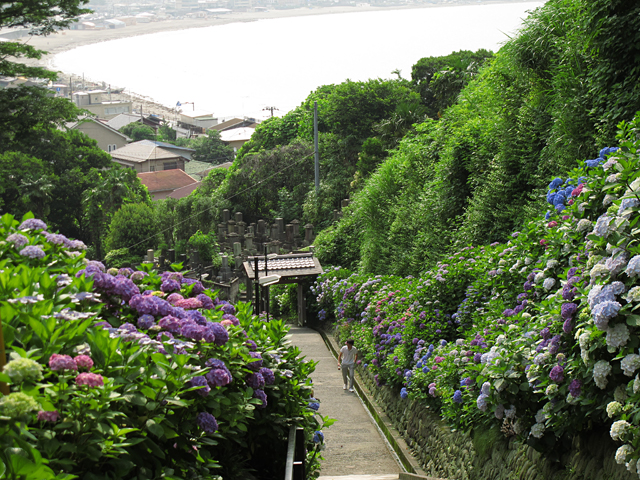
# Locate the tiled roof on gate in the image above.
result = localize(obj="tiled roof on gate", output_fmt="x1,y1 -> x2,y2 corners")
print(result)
243,253 -> 323,281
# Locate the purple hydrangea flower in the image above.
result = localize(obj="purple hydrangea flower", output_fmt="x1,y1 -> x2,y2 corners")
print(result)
207,322 -> 229,346
549,365 -> 564,383
245,340 -> 257,351
189,376 -> 211,397
253,389 -> 267,409
246,372 -> 265,389
222,314 -> 240,326
137,314 -> 155,330
20,245 -> 45,259
196,412 -> 218,434
259,367 -> 275,385
561,303 -> 578,320
181,321 -> 207,341
568,379 -> 582,398
167,293 -> 184,305
7,233 -> 28,248
220,302 -> 236,315
158,315 -> 182,333
247,352 -> 263,371
19,218 -> 47,230
161,278 -> 180,293
197,294 -> 214,309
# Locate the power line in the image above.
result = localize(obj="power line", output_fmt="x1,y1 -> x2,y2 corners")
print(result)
125,150 -> 315,252
263,106 -> 279,117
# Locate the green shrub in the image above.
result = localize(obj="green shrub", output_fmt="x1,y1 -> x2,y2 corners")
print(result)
105,202 -> 158,257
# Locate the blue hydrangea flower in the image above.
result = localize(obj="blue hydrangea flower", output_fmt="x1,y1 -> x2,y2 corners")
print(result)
400,387 -> 408,399
548,178 -> 564,190
313,431 -> 324,443
453,390 -> 463,403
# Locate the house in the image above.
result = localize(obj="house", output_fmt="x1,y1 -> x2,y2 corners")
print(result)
106,113 -> 163,132
72,90 -> 132,119
104,19 -> 126,28
167,181 -> 202,199
137,170 -> 199,200
185,160 -> 216,180
68,117 -> 132,152
219,126 -> 255,153
110,140 -> 194,172
209,117 -> 257,132
179,109 -> 218,131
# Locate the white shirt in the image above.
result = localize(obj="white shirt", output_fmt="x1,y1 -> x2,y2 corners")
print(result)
340,345 -> 358,365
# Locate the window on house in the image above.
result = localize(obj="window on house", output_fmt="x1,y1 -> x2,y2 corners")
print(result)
149,166 -> 155,172
163,162 -> 177,170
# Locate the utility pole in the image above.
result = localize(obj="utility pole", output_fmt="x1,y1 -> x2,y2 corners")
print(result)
263,106 -> 279,117
314,100 -> 319,195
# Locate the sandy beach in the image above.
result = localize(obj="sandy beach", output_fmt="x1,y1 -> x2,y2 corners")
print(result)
15,1 -> 536,119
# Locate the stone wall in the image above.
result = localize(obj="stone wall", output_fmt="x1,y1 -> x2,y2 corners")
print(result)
357,366 -> 636,480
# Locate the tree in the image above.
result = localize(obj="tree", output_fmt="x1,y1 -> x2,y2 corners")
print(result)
105,203 -> 158,257
0,87 -> 112,241
190,130 -> 235,164
411,49 -> 494,118
0,0 -> 91,78
84,167 -> 151,259
119,123 -> 155,141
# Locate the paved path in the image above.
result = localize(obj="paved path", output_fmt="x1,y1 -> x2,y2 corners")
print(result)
286,327 -> 400,479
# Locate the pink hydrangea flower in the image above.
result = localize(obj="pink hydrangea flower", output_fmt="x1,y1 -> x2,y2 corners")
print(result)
220,319 -> 234,327
547,221 -> 558,228
539,239 -> 547,246
434,356 -> 445,363
74,355 -> 94,370
76,372 -> 104,387
37,410 -> 60,422
49,354 -> 78,372
166,293 -> 184,305
174,298 -> 203,310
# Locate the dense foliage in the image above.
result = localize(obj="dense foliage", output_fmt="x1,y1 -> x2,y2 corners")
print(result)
0,213 -> 330,479
314,115 -> 640,475
315,0 -> 640,275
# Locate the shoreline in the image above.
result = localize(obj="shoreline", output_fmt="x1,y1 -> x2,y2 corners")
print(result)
16,1 -> 542,119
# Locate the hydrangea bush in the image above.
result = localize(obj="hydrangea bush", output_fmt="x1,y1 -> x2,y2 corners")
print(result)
0,213 -> 330,480
313,114 -> 640,473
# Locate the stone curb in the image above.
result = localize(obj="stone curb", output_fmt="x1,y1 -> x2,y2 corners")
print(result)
311,326 -> 438,480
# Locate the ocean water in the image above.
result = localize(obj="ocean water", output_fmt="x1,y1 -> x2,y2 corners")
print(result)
54,2 -> 543,119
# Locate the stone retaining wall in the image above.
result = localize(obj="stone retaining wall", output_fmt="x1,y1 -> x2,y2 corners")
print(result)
357,365 -> 635,480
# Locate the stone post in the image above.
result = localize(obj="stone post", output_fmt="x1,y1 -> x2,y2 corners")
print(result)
222,209 -> 231,223
233,242 -> 242,257
167,249 -> 176,263
276,218 -> 285,241
234,212 -> 243,223
285,224 -> 294,251
245,233 -> 254,251
257,219 -> 266,236
227,220 -> 236,234
146,249 -> 154,263
217,223 -> 227,242
304,223 -> 314,246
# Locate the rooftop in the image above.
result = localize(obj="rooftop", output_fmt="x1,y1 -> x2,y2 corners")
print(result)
111,140 -> 187,163
137,169 -> 197,194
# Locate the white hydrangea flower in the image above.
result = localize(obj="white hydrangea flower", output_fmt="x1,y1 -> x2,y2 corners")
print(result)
513,419 -> 524,435
530,423 -> 545,439
504,405 -> 516,420
593,360 -> 612,389
522,312 -> 531,319
610,420 -> 631,441
613,385 -> 628,403
535,409 -> 547,424
525,257 -> 533,265
626,255 -> 640,277
494,404 -> 505,420
3,356 -> 43,384
616,445 -> 633,464
545,384 -> 558,396
607,401 -> 623,418
534,272 -> 545,284
496,335 -> 506,345
625,286 -> 640,303
621,354 -> 640,376
546,260 -> 559,269
606,323 -> 630,349
543,278 -> 556,290
590,263 -> 609,280
577,219 -> 592,232
603,194 -> 617,206
625,458 -> 636,473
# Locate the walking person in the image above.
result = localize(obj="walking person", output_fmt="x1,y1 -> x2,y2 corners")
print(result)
338,339 -> 358,392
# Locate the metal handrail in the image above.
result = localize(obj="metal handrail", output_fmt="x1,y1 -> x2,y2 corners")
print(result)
285,425 -> 305,480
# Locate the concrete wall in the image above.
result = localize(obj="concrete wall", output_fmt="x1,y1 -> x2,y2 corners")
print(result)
73,121 -> 129,152
356,362 -> 636,480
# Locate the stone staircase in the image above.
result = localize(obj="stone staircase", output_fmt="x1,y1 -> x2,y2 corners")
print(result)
318,474 -> 442,480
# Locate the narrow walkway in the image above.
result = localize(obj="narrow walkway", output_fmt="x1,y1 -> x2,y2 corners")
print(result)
287,326 -> 401,479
